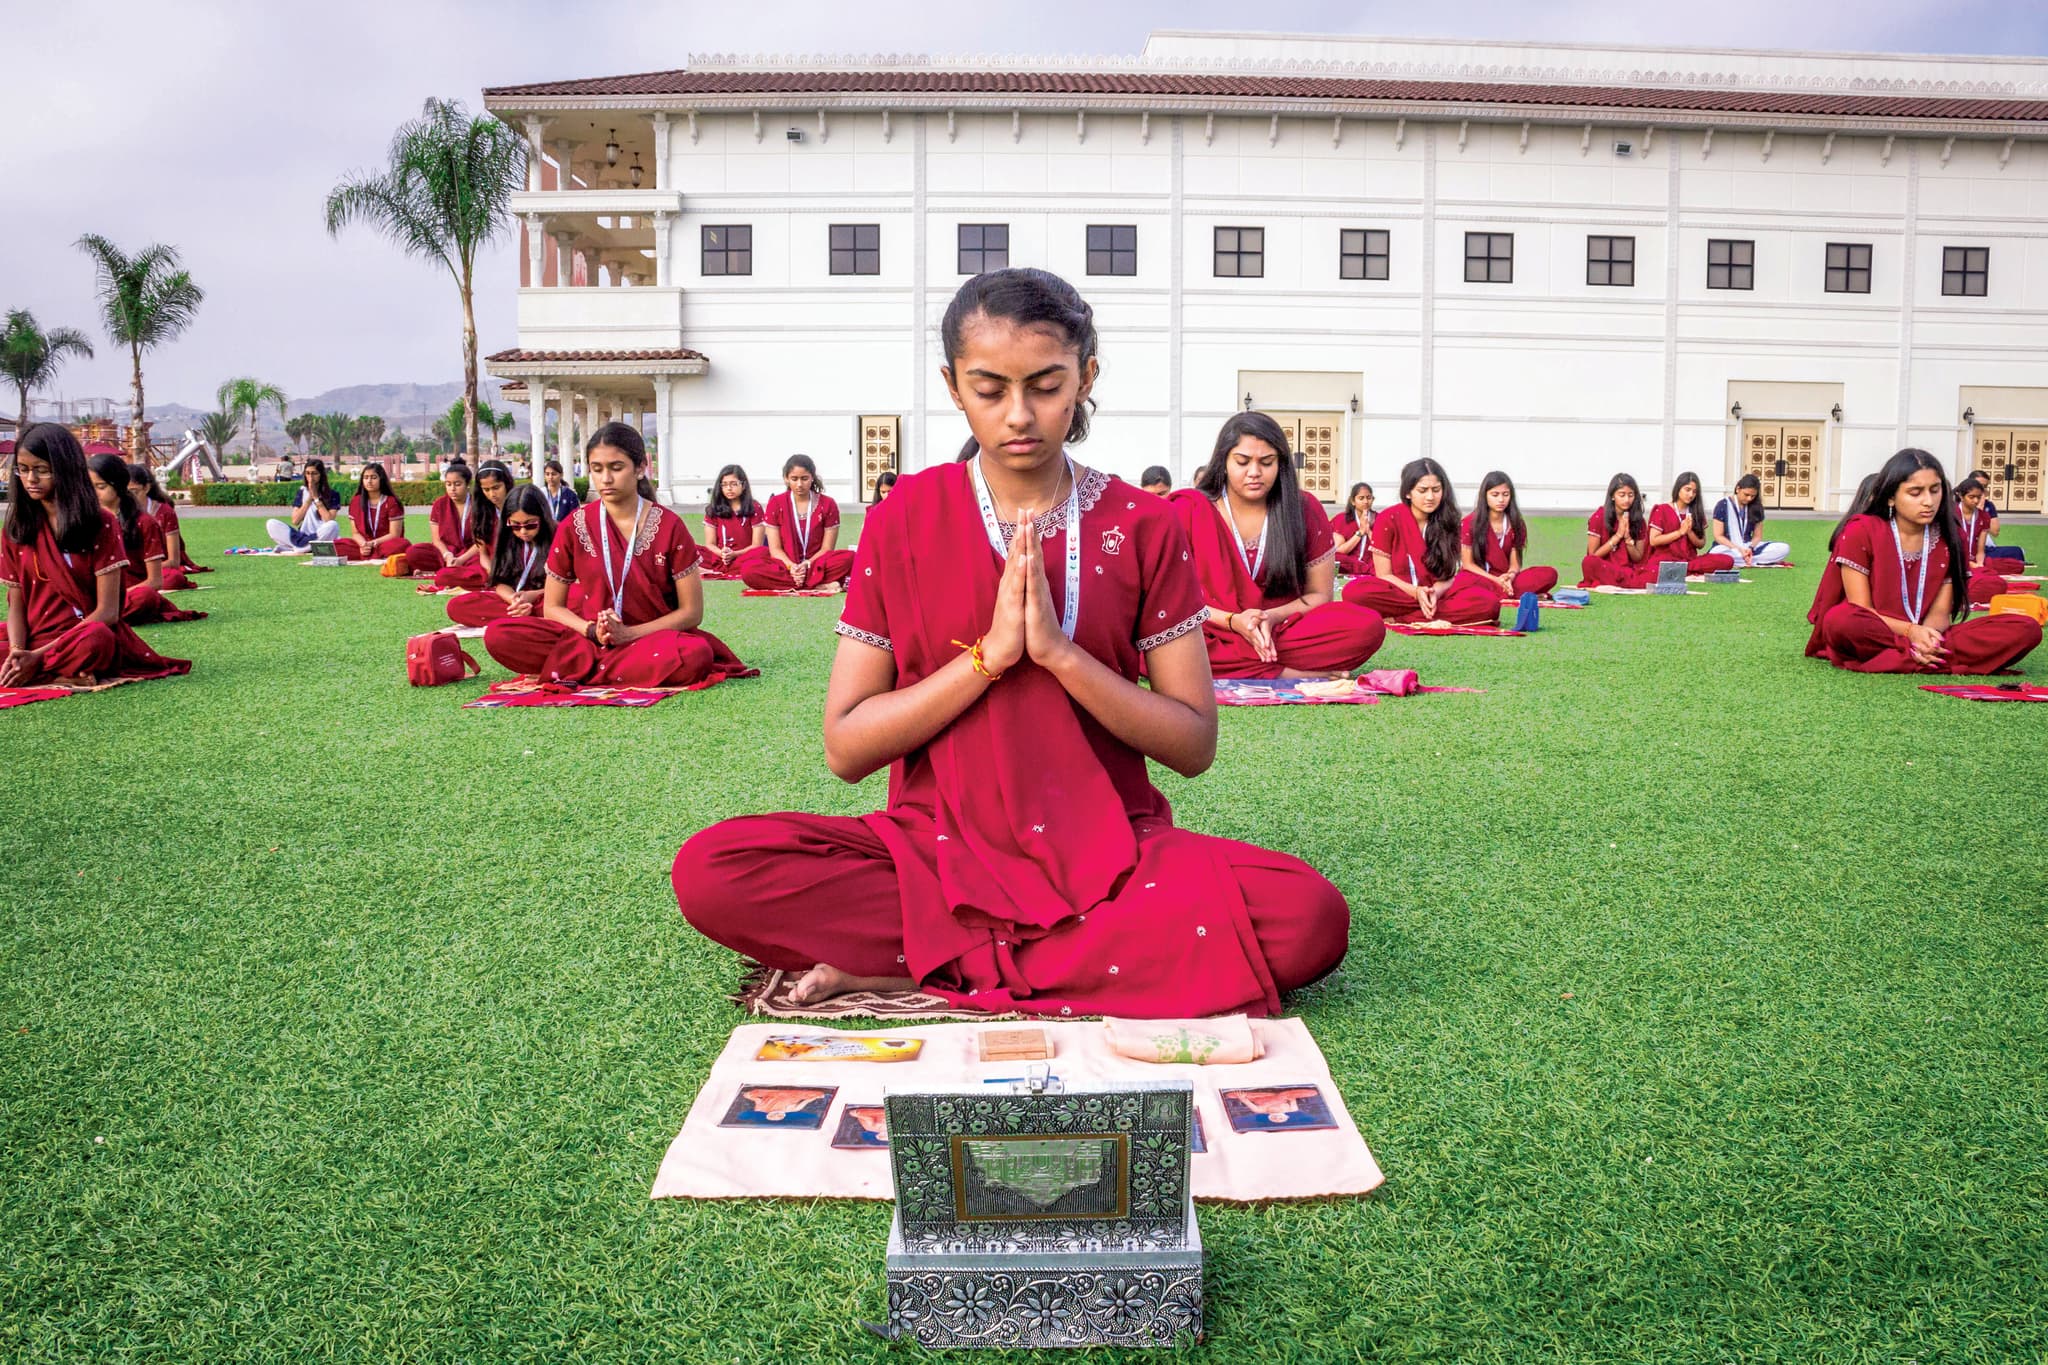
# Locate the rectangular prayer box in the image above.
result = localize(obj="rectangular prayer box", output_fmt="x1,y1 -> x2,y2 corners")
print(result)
1652,560 -> 1689,595
878,1080 -> 1202,1349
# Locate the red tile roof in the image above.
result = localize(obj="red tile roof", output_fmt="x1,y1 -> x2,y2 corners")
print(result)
486,347 -> 707,363
483,69 -> 2048,122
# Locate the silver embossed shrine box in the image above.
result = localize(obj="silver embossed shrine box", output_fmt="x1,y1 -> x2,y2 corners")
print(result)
877,1079 -> 1202,1349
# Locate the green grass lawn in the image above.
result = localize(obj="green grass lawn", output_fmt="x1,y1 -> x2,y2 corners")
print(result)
3,511 -> 2044,1363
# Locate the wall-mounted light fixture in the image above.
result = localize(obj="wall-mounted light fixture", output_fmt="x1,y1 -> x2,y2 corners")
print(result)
1243,392 -> 1254,411
1349,394 -> 1360,414
1831,403 -> 1843,422
1963,406 -> 1977,425
1729,401 -> 1743,419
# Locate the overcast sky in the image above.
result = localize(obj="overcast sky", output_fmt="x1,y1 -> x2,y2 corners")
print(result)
5,0 -> 2044,409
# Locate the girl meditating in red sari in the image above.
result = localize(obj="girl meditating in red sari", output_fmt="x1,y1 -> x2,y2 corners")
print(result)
88,454 -> 202,626
1,425 -> 188,688
404,461 -> 479,577
129,463 -> 196,590
429,460 -> 510,590
336,462 -> 411,563
1807,449 -> 2040,675
481,423 -> 753,688
1455,470 -> 1558,600
1330,481 -> 1375,576
674,268 -> 1348,1017
1955,477 -> 2025,607
739,454 -> 855,591
1646,472 -> 1736,577
446,484 -> 555,628
1172,412 -> 1385,678
699,464 -> 769,575
1341,459 -> 1504,624
1580,474 -> 1654,588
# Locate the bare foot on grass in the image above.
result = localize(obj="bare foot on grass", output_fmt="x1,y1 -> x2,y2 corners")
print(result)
788,963 -> 917,1004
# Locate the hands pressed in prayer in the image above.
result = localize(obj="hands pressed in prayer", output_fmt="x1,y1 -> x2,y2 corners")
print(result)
1415,583 -> 1440,621
1016,515 -> 1076,670
791,558 -> 810,588
981,511 -> 1031,675
595,607 -> 636,647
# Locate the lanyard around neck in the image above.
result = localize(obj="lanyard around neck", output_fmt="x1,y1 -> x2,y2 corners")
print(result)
513,543 -> 538,592
790,493 -> 818,560
1892,518 -> 1932,624
971,451 -> 1081,640
1220,498 -> 1267,581
1727,498 -> 1749,542
598,498 -> 645,616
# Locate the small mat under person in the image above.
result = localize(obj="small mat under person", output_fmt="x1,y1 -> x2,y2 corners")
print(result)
651,1018 -> 1383,1204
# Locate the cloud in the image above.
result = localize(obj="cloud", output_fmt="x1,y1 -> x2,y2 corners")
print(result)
1,0 -> 2034,409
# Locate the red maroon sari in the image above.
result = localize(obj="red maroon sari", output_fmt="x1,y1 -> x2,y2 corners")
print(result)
1806,514 -> 2039,674
0,511 -> 188,683
1645,504 -> 1735,576
1579,508 -> 1655,588
1330,510 -> 1374,576
739,491 -> 855,589
117,516 -> 205,624
1454,511 -> 1560,599
481,501 -> 754,688
145,499 -> 201,586
1342,506 -> 1503,624
1171,487 -> 1384,678
673,463 -> 1349,1018
404,493 -> 474,575
338,493 -> 411,562
698,510 -> 770,574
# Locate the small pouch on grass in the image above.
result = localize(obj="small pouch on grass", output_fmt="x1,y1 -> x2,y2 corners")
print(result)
1553,586 -> 1592,606
381,553 -> 409,578
406,632 -> 480,686
1989,593 -> 2048,625
1513,591 -> 1541,632
1104,1015 -> 1264,1065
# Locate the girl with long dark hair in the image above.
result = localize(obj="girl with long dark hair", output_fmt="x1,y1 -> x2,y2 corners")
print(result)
541,458 -> 581,522
1711,474 -> 1792,567
1955,476 -> 2025,607
480,422 -> 753,687
1171,412 -> 1384,677
88,454 -> 203,625
1456,470 -> 1558,600
740,453 -> 855,591
1331,481 -> 1375,576
699,464 -> 768,576
128,462 -> 198,589
0,425 -> 188,687
431,460 -> 512,590
674,267 -> 1347,1016
1646,471 -> 1735,577
337,462 -> 410,563
446,484 -> 555,628
1807,449 -> 2039,674
1579,473 -> 1653,588
1341,459 -> 1504,623
404,460 -> 477,577
263,457 -> 341,550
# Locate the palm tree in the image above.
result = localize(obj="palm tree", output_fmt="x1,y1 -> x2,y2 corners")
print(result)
443,399 -> 469,454
197,410 -> 239,459
315,412 -> 354,460
483,404 -> 515,456
431,415 -> 455,453
1,309 -> 95,442
352,415 -> 385,460
75,235 -> 205,453
217,377 -> 287,461
324,98 -> 525,466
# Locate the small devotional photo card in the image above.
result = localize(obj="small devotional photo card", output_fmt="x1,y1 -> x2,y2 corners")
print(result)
1191,1109 -> 1208,1154
1218,1084 -> 1338,1135
831,1104 -> 890,1150
754,1033 -> 925,1063
717,1084 -> 838,1130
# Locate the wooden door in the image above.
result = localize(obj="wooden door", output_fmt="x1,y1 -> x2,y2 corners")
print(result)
857,415 -> 900,504
1975,428 -> 2046,513
1265,411 -> 1341,503
1740,422 -> 1821,509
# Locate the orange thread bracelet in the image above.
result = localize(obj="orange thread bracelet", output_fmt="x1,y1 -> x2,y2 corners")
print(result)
950,636 -> 1004,682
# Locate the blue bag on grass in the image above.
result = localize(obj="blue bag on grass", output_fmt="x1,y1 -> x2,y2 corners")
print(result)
1553,586 -> 1591,607
1514,592 -> 1541,632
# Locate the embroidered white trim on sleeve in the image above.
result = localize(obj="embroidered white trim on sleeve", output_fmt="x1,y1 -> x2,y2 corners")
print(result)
1136,607 -> 1209,652
1834,556 -> 1869,575
834,621 -> 893,652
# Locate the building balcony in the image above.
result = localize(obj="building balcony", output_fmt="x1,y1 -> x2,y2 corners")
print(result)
509,188 -> 683,220
516,286 -> 684,353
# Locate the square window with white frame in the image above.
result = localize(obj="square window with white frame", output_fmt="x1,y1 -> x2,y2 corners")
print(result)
1708,238 -> 1754,290
1341,228 -> 1389,280
1464,232 -> 1513,284
1587,235 -> 1635,287
1825,242 -> 1872,294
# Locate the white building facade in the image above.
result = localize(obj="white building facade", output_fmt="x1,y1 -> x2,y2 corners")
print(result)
482,32 -> 2048,513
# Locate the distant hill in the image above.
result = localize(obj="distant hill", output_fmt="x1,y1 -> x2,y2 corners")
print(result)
141,379 -> 505,443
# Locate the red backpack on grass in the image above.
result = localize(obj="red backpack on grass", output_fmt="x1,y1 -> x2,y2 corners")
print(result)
405,632 -> 480,686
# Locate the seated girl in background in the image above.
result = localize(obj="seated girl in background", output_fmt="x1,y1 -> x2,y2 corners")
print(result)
264,458 -> 341,550
1955,476 -> 2023,606
0,425 -> 188,687
404,460 -> 477,576
431,460 -> 512,591
1712,475 -> 1792,567
446,484 -> 555,628
1807,449 -> 2039,674
88,454 -> 201,626
540,459 -> 581,522
699,464 -> 768,576
335,462 -> 410,563
874,471 -> 899,501
128,463 -> 196,590
481,423 -> 753,689
1646,471 -> 1735,576
1330,481 -> 1375,577
1580,474 -> 1653,588
1140,466 -> 1172,497
1173,412 -> 1385,679
673,266 -> 1346,1016
740,454 -> 855,592
1341,459 -> 1504,624
1456,470 -> 1558,599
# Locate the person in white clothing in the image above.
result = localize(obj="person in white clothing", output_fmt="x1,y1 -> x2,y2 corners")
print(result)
264,457 -> 343,550
1710,474 -> 1792,567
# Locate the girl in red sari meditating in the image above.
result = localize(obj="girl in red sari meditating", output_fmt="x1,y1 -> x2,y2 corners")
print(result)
129,463 -> 197,590
446,484 -> 555,628
1455,470 -> 1558,600
404,461 -> 479,577
739,454 -> 855,592
674,269 -> 1348,1017
0,425 -> 188,688
699,464 -> 769,576
481,423 -> 753,688
1330,481 -> 1375,577
336,462 -> 411,563
1646,472 -> 1735,577
1341,459 -> 1504,624
1808,449 -> 2040,675
1580,473 -> 1654,588
88,454 -> 202,626
429,460 -> 510,590
1955,477 -> 2026,607
1172,412 -> 1385,679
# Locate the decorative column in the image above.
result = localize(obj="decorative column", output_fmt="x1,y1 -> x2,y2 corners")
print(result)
652,211 -> 673,288
654,377 -> 672,494
525,214 -> 545,287
583,392 -> 601,446
560,386 -> 580,465
526,377 -> 545,466
554,232 -> 576,287
651,112 -> 670,191
553,139 -> 576,191
523,117 -> 546,191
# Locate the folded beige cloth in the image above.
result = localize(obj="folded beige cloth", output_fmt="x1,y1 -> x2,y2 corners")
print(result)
1103,1015 -> 1264,1065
